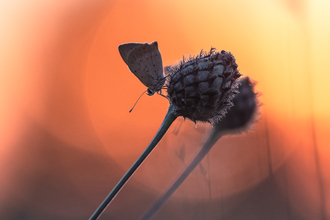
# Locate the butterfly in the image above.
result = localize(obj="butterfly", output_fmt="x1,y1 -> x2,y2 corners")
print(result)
118,41 -> 166,96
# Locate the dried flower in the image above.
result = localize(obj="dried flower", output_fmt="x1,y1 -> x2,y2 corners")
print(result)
166,48 -> 241,124
140,77 -> 259,220
214,76 -> 257,133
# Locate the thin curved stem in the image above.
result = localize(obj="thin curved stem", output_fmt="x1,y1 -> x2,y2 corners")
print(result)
89,105 -> 177,220
140,128 -> 223,220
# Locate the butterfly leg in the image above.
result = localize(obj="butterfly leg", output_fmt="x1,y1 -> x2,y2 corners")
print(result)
158,89 -> 169,99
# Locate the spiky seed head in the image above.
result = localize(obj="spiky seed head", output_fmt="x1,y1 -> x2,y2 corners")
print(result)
214,77 -> 257,133
166,48 -> 241,124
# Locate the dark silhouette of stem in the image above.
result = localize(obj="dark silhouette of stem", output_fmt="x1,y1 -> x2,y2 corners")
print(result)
140,128 -> 223,220
89,104 -> 177,220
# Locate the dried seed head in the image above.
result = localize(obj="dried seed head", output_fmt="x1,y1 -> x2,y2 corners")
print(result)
166,48 -> 241,124
214,77 -> 257,133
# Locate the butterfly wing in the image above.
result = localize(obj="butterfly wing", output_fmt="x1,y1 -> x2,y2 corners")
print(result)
118,43 -> 141,66
119,41 -> 165,93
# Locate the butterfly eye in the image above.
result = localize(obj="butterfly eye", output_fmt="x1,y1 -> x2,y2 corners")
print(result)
147,88 -> 155,96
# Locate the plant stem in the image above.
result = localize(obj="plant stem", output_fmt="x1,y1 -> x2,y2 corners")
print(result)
140,128 -> 223,220
89,104 -> 177,220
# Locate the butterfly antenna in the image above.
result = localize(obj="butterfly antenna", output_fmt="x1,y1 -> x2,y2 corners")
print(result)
129,90 -> 147,113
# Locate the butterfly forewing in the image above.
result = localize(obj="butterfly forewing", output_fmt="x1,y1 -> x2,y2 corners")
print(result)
119,41 -> 165,94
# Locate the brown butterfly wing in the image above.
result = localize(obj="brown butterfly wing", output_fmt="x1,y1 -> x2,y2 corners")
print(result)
118,43 -> 141,66
119,41 -> 165,93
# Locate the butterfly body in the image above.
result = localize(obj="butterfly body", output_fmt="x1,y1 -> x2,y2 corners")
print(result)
119,41 -> 165,95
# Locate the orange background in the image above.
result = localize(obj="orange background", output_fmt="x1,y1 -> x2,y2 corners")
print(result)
0,0 -> 330,219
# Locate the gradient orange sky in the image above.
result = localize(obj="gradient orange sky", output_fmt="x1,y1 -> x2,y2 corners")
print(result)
1,0 -> 330,219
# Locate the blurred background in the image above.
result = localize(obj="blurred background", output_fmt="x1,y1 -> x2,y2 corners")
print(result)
0,0 -> 330,219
